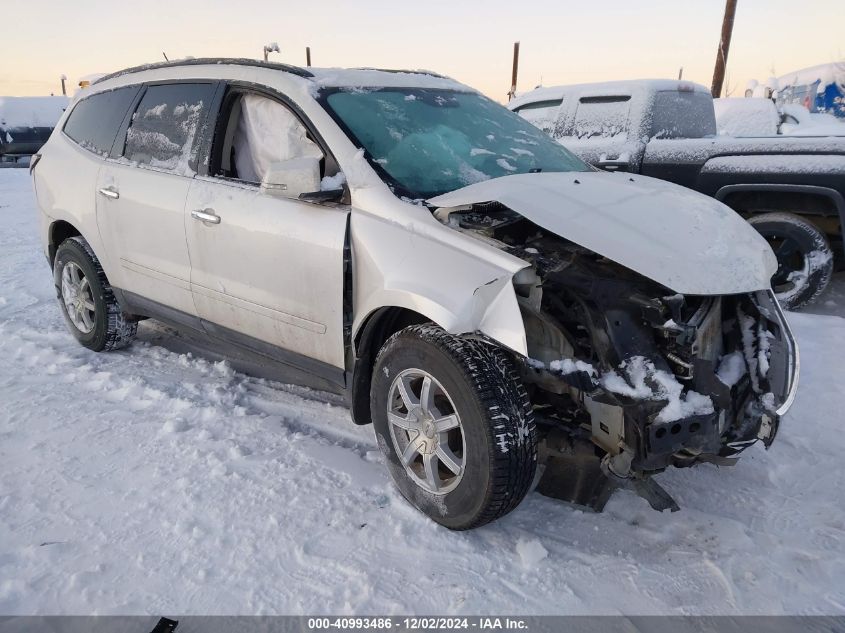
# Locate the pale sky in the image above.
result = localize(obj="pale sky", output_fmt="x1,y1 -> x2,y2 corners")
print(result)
2,0 -> 842,101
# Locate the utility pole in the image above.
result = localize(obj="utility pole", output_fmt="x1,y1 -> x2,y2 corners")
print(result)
306,47 -> 311,67
60,74 -> 67,96
507,41 -> 520,101
711,0 -> 738,98
678,67 -> 683,80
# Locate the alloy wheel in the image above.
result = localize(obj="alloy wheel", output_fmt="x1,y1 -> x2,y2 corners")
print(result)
386,368 -> 465,495
61,261 -> 96,334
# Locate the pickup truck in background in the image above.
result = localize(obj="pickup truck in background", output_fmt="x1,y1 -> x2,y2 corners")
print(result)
509,80 -> 845,309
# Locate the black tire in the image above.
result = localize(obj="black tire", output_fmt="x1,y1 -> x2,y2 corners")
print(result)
747,212 -> 834,310
371,324 -> 537,530
53,236 -> 137,351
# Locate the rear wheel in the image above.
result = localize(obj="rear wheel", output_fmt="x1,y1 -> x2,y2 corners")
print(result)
371,324 -> 537,530
53,236 -> 137,351
748,212 -> 834,310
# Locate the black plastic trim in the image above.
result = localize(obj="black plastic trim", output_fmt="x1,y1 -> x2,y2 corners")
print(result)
115,289 -> 346,390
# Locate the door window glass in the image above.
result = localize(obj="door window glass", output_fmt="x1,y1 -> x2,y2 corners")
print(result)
651,91 -> 717,138
63,86 -> 138,156
514,99 -> 563,136
123,83 -> 215,174
572,96 -> 630,139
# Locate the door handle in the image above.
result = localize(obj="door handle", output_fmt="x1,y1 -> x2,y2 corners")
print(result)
191,209 -> 221,225
98,186 -> 119,199
595,159 -> 630,172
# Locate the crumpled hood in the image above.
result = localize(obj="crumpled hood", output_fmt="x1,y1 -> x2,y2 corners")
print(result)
428,172 -> 776,295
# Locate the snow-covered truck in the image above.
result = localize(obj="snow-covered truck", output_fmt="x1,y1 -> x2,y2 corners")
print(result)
776,62 -> 845,120
713,97 -> 845,137
0,96 -> 69,163
509,80 -> 845,309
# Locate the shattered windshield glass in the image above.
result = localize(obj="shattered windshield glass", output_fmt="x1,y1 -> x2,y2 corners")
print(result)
320,88 -> 591,198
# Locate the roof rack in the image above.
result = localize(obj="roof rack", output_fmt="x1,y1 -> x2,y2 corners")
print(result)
93,57 -> 314,85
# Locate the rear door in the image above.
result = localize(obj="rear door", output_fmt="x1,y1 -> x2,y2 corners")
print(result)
185,88 -> 350,379
96,81 -> 218,318
641,89 -> 719,188
563,95 -> 642,171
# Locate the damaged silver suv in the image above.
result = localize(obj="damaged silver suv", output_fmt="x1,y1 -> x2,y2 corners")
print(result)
32,59 -> 798,529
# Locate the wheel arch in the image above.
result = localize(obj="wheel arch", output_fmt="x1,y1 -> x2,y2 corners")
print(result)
48,219 -> 83,265
348,280 -> 529,426
715,184 -> 845,257
349,305 -> 430,426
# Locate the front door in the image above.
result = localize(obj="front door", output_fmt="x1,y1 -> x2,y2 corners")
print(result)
186,90 -> 349,379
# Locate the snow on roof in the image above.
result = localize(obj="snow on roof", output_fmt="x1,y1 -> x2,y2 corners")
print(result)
306,67 -> 471,92
778,62 -> 845,89
0,96 -> 69,129
509,79 -> 710,110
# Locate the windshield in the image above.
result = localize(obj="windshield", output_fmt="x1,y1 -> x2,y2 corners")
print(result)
320,88 -> 591,199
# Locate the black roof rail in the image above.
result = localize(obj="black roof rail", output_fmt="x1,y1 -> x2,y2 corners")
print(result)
93,57 -> 314,85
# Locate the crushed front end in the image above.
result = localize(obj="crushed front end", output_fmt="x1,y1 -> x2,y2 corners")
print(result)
441,204 -> 799,511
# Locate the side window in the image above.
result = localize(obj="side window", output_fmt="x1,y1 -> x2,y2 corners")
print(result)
63,86 -> 138,156
514,99 -> 563,136
651,91 -> 717,139
217,92 -> 323,184
572,96 -> 631,140
123,83 -> 216,173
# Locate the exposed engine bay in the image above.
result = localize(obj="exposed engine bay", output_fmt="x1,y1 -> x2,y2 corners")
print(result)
435,201 -> 798,512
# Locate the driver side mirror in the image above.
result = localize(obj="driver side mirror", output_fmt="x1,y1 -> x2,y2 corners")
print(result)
261,157 -> 321,199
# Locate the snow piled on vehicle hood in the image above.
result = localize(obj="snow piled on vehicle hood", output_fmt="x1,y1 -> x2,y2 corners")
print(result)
428,171 -> 776,295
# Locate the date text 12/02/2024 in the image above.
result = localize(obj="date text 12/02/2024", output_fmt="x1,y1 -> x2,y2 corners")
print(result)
307,617 -> 528,630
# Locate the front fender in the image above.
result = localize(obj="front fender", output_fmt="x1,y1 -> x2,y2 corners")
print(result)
350,209 -> 528,356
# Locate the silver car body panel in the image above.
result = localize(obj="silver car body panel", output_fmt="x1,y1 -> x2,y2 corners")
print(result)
428,171 -> 778,296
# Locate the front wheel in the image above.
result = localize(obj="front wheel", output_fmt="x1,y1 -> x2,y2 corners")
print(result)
748,212 -> 834,310
53,236 -> 137,351
371,324 -> 537,530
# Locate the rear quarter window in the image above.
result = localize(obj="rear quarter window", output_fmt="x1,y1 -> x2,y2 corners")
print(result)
63,86 -> 139,156
122,83 -> 216,174
514,99 -> 563,136
651,91 -> 717,139
571,96 -> 631,140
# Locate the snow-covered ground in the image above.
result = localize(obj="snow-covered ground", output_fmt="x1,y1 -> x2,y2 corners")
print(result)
1,168 -> 844,616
